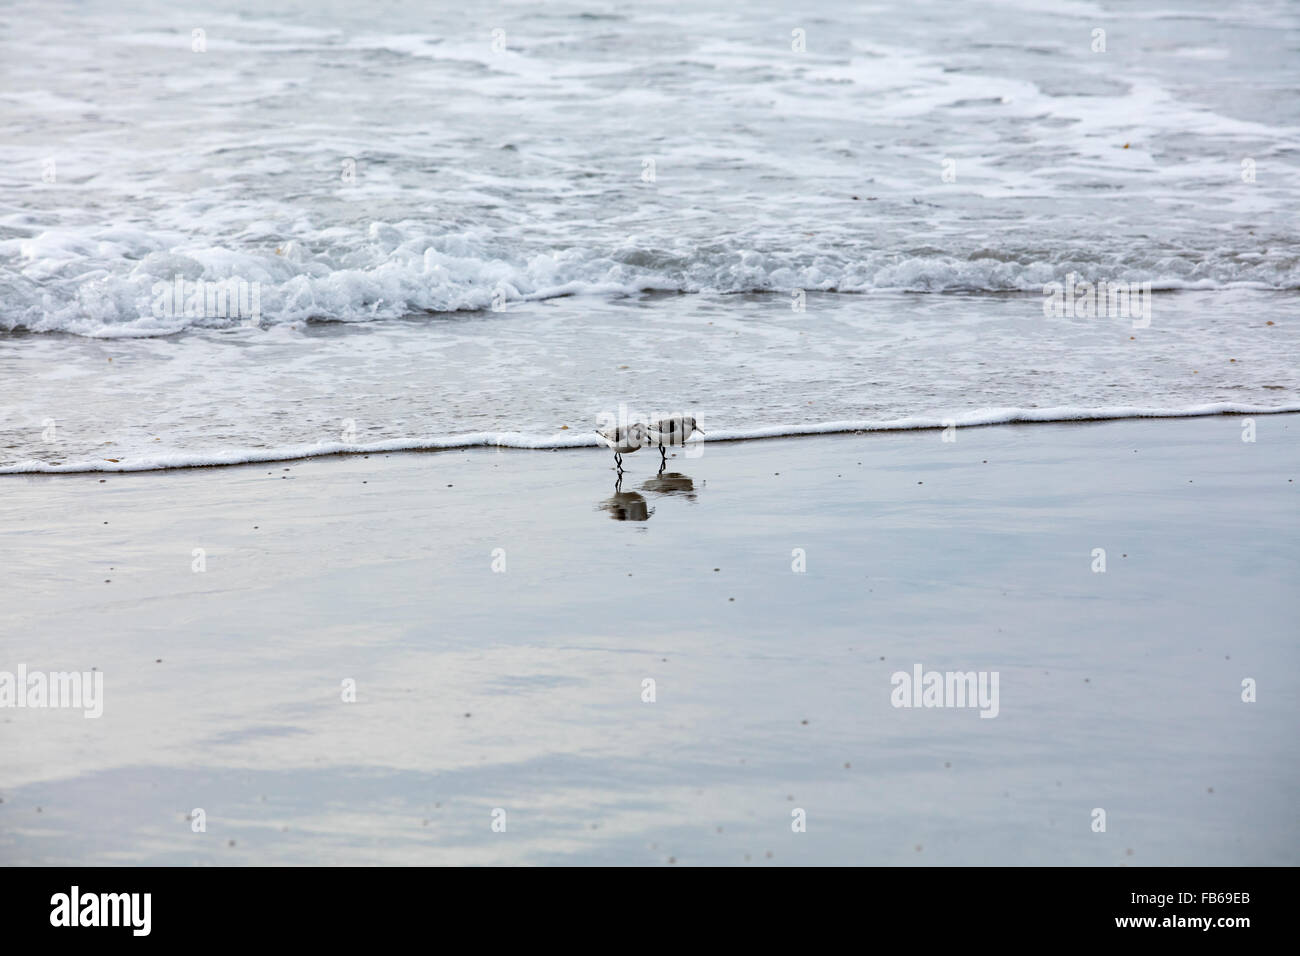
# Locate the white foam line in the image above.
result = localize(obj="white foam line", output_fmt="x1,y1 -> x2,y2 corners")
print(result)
703,402 -> 1300,440
3,403 -> 1297,475
0,431 -> 599,474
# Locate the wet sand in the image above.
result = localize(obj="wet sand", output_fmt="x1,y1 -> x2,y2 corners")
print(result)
1,415 -> 1297,865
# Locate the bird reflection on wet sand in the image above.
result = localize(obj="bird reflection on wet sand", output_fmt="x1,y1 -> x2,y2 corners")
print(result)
640,465 -> 697,501
597,473 -> 654,521
597,464 -> 700,521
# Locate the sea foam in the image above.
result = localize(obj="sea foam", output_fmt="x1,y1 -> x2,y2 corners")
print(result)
5,403 -> 1296,474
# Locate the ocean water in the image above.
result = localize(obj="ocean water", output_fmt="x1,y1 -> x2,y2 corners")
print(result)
2,0 -> 1299,471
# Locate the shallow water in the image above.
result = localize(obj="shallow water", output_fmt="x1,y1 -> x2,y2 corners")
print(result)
2,0 -> 1299,473
2,290 -> 1298,471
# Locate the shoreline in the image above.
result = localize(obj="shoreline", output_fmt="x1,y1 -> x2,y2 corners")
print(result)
4,402 -> 1299,475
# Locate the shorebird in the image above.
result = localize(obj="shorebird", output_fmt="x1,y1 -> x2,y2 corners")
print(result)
594,422 -> 650,471
647,416 -> 704,462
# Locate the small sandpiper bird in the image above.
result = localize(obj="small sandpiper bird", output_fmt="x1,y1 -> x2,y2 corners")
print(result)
595,422 -> 650,471
647,416 -> 704,462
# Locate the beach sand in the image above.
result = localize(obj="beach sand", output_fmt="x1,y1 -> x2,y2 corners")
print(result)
1,414 -> 1296,865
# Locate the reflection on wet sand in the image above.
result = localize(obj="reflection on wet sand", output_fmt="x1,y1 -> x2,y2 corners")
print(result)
597,474 -> 654,521
597,466 -> 700,521
640,469 -> 697,501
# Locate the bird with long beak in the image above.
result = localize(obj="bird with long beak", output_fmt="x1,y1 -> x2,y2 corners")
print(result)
594,422 -> 650,471
647,416 -> 704,462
